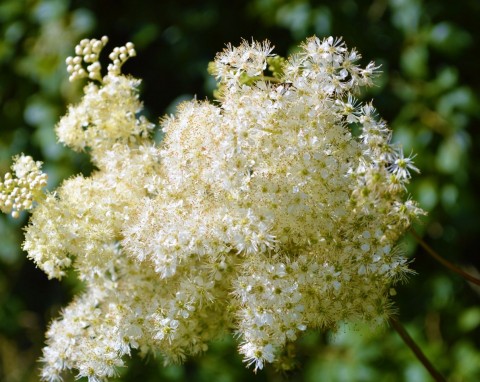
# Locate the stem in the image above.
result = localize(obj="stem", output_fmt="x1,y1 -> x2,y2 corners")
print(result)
410,228 -> 480,286
389,317 -> 446,382
246,75 -> 282,83
260,75 -> 283,83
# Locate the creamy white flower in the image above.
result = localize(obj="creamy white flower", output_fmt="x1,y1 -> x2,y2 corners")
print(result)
0,36 -> 424,381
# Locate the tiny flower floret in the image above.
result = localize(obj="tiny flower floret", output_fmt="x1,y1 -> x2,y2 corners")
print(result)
1,36 -> 424,381
389,150 -> 420,180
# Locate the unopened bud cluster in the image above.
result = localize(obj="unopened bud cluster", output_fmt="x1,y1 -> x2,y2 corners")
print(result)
107,42 -> 136,76
2,37 -> 424,382
0,155 -> 47,218
66,36 -> 136,81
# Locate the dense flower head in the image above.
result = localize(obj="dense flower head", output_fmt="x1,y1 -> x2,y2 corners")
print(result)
2,36 -> 424,381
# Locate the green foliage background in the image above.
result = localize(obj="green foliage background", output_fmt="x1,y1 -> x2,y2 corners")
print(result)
1,0 -> 479,381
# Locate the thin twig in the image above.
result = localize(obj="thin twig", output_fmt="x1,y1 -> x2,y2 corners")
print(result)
410,228 -> 480,286
389,317 -> 446,382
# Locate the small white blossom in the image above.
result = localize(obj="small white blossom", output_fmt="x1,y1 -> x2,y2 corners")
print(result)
389,150 -> 420,180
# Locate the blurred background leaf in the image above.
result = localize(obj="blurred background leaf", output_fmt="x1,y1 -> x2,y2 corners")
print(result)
1,0 -> 480,381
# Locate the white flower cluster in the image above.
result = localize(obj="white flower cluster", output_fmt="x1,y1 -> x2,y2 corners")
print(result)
0,154 -> 47,218
4,36 -> 424,381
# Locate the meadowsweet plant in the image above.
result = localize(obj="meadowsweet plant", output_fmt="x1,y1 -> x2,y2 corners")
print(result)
1,36 -> 424,381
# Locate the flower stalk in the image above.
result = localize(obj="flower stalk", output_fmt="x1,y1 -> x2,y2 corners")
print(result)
410,228 -> 480,286
389,317 -> 446,382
